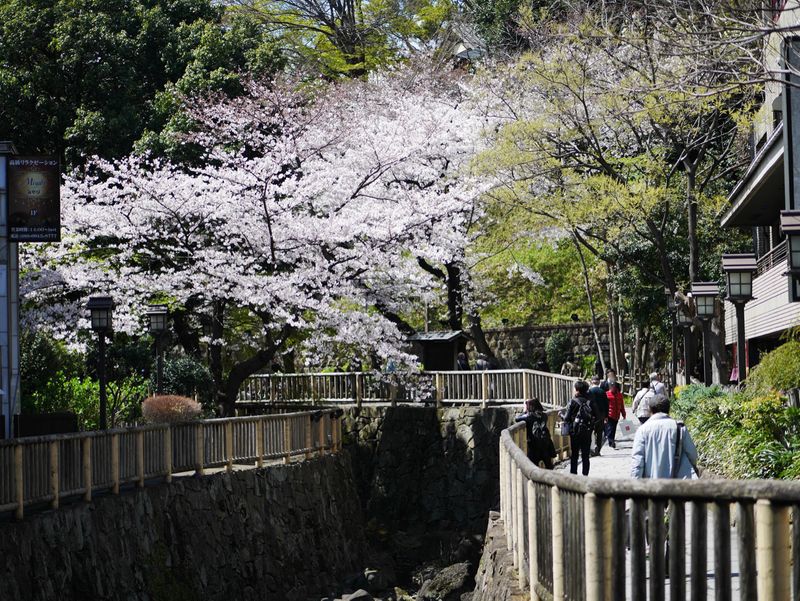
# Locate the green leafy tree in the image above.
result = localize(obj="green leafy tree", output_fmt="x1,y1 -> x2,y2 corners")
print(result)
232,0 -> 453,78
0,0 -> 282,167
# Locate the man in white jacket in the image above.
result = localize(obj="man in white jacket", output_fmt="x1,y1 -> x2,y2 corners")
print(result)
630,395 -> 699,480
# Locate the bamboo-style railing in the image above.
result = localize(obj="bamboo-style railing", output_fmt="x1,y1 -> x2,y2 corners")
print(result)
500,419 -> 800,601
0,410 -> 341,520
238,369 -> 577,408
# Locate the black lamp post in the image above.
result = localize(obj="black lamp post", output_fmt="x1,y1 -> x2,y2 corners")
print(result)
664,288 -> 678,395
146,304 -> 168,394
691,283 -> 717,386
675,292 -> 694,385
87,296 -> 114,429
722,254 -> 756,385
780,210 -> 800,302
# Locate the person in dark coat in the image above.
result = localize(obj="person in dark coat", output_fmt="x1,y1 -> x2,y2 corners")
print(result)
563,380 -> 594,475
515,398 -> 556,469
588,375 -> 608,456
456,352 -> 470,371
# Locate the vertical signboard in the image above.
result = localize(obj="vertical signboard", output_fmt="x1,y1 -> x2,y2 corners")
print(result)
7,156 -> 60,242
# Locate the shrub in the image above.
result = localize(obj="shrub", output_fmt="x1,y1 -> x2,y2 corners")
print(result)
545,330 -> 572,374
159,355 -> 213,408
142,395 -> 202,423
747,340 -> 800,393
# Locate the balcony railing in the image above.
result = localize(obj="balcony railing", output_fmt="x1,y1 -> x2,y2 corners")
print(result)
756,239 -> 788,276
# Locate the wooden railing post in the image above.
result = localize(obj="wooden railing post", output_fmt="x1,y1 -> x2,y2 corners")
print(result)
305,416 -> 313,459
516,467 -> 526,589
269,375 -> 276,402
435,373 -> 444,408
481,372 -> 489,409
522,371 -> 530,400
225,421 -> 234,472
756,499 -> 791,600
14,443 -> 23,520
319,415 -> 326,457
584,492 -> 601,601
283,418 -> 292,464
136,430 -> 145,488
111,433 -> 120,494
194,424 -> 205,476
551,487 -> 565,601
49,441 -> 59,509
255,419 -> 264,468
83,437 -> 92,501
527,479 -> 539,601
355,373 -> 363,412
164,427 -> 172,483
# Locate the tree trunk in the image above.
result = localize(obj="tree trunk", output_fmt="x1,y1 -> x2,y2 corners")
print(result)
687,166 -> 700,284
572,233 -> 606,373
209,300 -> 225,414
468,310 -> 497,364
446,263 -> 464,331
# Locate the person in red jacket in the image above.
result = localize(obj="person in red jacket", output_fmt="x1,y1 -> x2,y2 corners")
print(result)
605,382 -> 626,448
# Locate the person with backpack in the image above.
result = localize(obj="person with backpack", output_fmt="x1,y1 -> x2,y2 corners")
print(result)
563,379 -> 595,475
588,375 -> 608,456
515,398 -> 557,469
631,379 -> 656,425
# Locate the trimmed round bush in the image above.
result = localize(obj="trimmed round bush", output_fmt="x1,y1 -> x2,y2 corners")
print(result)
142,395 -> 202,424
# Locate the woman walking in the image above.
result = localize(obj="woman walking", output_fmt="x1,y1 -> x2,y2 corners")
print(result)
515,398 -> 557,469
563,380 -> 594,475
605,382 -> 626,448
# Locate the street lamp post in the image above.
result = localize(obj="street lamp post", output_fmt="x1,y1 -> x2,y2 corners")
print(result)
146,304 -> 168,394
87,296 -> 114,430
664,288 -> 678,396
780,210 -> 800,301
676,293 -> 694,386
721,254 -> 757,385
691,283 -> 718,386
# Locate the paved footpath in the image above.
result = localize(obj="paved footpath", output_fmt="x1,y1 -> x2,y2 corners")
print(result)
556,428 -> 741,600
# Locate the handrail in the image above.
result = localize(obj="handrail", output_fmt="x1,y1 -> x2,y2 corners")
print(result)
756,239 -> 788,276
238,369 -> 578,408
499,420 -> 800,600
0,410 -> 342,521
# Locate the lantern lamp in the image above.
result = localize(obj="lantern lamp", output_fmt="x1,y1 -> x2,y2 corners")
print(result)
721,254 -> 757,302
146,304 -> 169,334
781,210 -> 800,302
690,283 -> 718,319
87,296 -> 114,333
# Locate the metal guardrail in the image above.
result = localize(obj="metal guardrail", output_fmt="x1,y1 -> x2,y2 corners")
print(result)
238,369 -> 577,408
0,410 -> 341,520
499,420 -> 800,601
756,239 -> 788,276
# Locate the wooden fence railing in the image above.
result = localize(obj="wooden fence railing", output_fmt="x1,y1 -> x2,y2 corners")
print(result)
500,420 -> 800,601
0,410 -> 341,520
238,369 -> 576,408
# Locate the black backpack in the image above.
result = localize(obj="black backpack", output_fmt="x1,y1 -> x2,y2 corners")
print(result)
572,398 -> 594,435
530,418 -> 550,442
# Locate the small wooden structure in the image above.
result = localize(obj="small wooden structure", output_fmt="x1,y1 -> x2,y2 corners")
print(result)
407,330 -> 468,371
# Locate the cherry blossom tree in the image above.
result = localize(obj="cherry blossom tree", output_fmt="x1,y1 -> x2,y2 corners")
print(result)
22,69 -> 494,413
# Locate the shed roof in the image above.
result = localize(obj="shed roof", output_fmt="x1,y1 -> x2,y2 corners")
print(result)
407,330 -> 467,343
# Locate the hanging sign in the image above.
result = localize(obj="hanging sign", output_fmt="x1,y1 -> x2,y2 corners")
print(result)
7,156 -> 61,242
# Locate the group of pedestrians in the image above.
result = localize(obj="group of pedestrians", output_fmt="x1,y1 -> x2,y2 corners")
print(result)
515,367 -> 699,481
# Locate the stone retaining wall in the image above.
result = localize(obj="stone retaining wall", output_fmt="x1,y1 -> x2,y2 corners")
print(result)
469,323 -> 609,369
471,512 -> 527,601
0,454 -> 366,601
342,405 -> 516,582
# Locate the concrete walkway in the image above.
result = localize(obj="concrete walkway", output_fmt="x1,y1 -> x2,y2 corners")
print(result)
556,428 -> 741,600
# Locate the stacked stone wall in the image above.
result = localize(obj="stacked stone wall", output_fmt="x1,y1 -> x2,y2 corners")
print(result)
0,454 -> 366,601
467,323 -> 609,369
